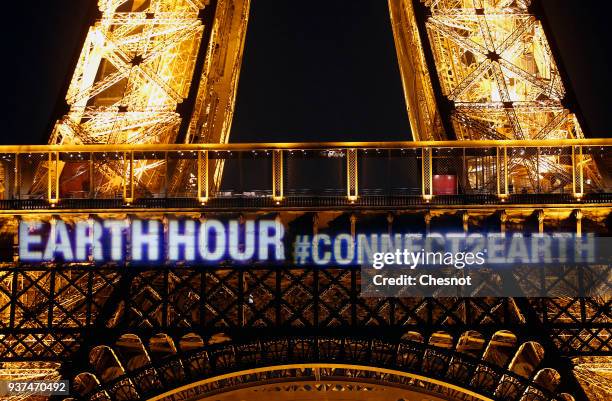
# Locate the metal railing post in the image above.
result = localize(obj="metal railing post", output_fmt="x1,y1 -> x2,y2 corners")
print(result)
572,145 -> 584,198
496,146 -> 508,199
197,150 -> 209,203
272,150 -> 284,202
346,149 -> 358,202
89,152 -> 94,199
164,151 -> 169,198
422,147 -> 433,200
123,151 -> 134,203
13,153 -> 19,199
48,151 -> 59,204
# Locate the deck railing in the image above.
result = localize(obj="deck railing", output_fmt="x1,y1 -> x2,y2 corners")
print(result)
0,139 -> 609,209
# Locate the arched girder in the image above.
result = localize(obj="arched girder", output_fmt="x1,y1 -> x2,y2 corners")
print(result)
69,333 -> 570,401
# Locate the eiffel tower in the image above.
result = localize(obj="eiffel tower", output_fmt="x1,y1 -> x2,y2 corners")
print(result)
0,1 -> 610,401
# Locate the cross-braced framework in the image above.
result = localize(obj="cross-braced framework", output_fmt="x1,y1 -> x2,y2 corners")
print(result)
417,0 -> 603,192
33,0 -> 206,196
0,257 -> 610,399
69,331 -> 572,401
30,0 -> 250,198
168,0 -> 251,195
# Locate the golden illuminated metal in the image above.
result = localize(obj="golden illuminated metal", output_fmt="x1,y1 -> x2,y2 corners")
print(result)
389,0 -> 445,141
4,3 -> 236,387
572,357 -> 612,401
169,0 -> 251,195
399,0 -> 604,193
31,0 -> 250,199
422,147 -> 433,199
149,363 -> 497,401
2,1 -> 610,398
497,146 -> 508,198
1,140 -> 607,205
0,363 -> 61,401
33,0 -> 206,196
0,138 -> 609,153
272,150 -> 284,202
572,145 -> 584,197
346,149 -> 358,202
123,150 -> 135,203
47,152 -> 59,204
197,150 -> 209,203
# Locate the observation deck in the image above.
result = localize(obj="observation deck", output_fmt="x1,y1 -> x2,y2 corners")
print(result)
0,139 -> 609,213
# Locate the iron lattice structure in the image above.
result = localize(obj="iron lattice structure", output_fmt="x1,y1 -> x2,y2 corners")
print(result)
0,262 -> 609,400
0,0 -> 610,400
32,0 -> 249,197
411,0 -> 602,192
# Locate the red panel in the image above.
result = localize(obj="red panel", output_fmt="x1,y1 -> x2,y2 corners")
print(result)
433,175 -> 457,195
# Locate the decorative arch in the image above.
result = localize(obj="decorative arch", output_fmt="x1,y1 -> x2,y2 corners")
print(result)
67,331 -> 573,401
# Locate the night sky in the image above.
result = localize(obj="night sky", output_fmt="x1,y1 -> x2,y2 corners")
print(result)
3,0 -> 611,145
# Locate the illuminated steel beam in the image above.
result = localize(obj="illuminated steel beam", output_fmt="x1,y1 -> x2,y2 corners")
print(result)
169,0 -> 251,195
389,0 -> 446,141
30,0 -> 206,198
272,150 -> 284,202
397,0 -> 603,194
0,138 -> 608,153
346,149 -> 358,202
31,0 -> 250,201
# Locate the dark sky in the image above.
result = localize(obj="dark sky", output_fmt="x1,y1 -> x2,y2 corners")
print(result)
231,0 -> 410,142
3,0 -> 611,145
